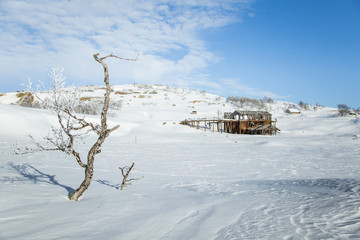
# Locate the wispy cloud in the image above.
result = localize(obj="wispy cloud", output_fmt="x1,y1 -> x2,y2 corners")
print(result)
0,0 -> 255,92
209,78 -> 287,99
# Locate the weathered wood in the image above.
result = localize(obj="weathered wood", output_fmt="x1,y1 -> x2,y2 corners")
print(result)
182,110 -> 279,135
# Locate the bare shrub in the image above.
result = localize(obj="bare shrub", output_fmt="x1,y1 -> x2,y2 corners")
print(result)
119,163 -> 142,190
74,101 -> 101,115
16,92 -> 35,107
262,96 -> 274,104
337,104 -> 351,117
110,99 -> 122,110
15,84 -> 120,115
313,103 -> 324,111
298,101 -> 310,110
226,96 -> 270,110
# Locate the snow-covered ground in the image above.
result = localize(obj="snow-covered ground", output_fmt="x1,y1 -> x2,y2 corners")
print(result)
1,84 -> 359,239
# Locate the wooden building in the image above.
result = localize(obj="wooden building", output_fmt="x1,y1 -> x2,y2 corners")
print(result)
226,110 -> 278,135
286,108 -> 301,114
181,110 -> 279,135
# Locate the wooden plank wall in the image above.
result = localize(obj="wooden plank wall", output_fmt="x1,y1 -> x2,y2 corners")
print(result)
182,119 -> 278,135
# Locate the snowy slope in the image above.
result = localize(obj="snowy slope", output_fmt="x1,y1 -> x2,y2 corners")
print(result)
1,84 -> 360,239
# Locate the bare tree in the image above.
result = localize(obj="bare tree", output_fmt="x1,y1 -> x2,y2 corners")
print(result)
298,100 -> 309,110
119,163 -> 143,190
16,53 -> 138,201
337,104 -> 351,117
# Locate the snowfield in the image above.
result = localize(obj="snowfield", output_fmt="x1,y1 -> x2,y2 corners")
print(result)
0,84 -> 359,239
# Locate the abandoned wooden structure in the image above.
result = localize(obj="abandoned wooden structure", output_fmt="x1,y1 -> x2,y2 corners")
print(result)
181,110 -> 279,135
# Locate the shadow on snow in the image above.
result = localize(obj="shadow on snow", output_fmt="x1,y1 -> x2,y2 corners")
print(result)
1,162 -> 75,195
95,179 -> 121,190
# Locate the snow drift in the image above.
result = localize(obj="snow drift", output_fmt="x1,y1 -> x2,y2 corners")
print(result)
1,84 -> 359,239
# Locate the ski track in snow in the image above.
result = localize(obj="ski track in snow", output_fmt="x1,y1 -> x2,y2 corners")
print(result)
1,85 -> 360,239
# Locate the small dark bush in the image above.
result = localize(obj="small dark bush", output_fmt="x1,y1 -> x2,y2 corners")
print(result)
337,104 -> 351,117
226,96 -> 272,110
298,101 -> 310,110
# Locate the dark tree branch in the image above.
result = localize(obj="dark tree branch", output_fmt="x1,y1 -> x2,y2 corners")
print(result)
95,53 -> 140,62
119,163 -> 143,190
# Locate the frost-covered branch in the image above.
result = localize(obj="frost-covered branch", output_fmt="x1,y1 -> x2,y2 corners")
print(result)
16,53 -> 138,201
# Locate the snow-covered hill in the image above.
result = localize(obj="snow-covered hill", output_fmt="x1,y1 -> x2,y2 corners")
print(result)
1,84 -> 360,239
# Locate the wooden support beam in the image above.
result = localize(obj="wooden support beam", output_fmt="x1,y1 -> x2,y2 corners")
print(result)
182,111 -> 278,135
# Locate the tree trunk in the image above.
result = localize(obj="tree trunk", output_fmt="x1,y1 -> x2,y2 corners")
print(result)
68,53 -> 116,201
68,137 -> 105,201
68,163 -> 93,201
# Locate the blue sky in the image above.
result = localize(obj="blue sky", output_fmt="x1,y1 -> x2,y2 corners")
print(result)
0,0 -> 359,108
